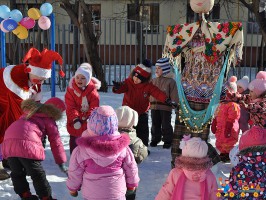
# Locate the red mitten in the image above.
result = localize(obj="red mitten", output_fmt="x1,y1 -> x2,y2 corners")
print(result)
211,118 -> 217,134
224,122 -> 233,138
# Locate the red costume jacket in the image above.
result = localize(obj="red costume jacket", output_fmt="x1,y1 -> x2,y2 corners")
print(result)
113,77 -> 167,115
0,64 -> 41,143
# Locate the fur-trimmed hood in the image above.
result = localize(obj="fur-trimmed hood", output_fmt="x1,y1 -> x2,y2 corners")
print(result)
21,99 -> 62,121
76,134 -> 130,167
175,155 -> 213,182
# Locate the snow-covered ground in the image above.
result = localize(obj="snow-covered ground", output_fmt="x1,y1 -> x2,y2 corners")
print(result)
0,90 -> 233,200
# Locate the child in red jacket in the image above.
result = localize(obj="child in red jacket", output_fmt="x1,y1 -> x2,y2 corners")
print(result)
211,76 -> 240,162
65,63 -> 100,154
112,59 -> 176,147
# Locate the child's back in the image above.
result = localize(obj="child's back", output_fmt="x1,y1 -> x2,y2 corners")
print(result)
116,106 -> 148,164
67,105 -> 140,200
156,137 -> 218,200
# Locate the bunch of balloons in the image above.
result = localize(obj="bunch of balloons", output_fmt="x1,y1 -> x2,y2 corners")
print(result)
0,3 -> 53,39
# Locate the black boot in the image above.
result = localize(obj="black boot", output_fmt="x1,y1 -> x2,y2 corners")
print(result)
19,191 -> 39,200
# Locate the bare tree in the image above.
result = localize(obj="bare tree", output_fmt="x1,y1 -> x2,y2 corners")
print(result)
60,0 -> 108,92
219,0 -> 266,70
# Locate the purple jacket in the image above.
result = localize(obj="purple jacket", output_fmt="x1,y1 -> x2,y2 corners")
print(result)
2,113 -> 67,164
66,134 -> 140,200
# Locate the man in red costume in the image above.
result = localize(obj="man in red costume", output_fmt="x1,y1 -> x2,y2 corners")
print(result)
0,47 -> 64,180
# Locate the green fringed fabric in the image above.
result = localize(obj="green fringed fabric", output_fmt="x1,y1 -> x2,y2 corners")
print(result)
174,48 -> 231,133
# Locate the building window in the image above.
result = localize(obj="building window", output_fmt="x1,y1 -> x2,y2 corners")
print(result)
187,4 -> 220,23
70,4 -> 101,32
127,3 -> 159,33
247,11 -> 260,34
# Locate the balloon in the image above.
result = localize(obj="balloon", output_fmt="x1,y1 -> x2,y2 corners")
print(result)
0,5 -> 10,19
10,9 -> 23,22
12,24 -> 28,39
3,18 -> 18,31
20,17 -> 35,29
0,20 -> 9,33
40,3 -> 53,16
28,8 -> 41,20
38,16 -> 51,30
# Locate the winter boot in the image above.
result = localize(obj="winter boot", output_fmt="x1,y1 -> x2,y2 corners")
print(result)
2,159 -> 10,169
163,142 -> 172,149
0,161 -> 10,180
19,191 -> 39,200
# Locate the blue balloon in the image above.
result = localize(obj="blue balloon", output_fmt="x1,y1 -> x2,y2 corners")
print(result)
3,19 -> 18,31
40,3 -> 53,16
10,9 -> 23,22
0,5 -> 11,19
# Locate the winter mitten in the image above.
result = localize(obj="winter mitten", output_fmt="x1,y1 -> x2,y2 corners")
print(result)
73,118 -> 82,129
165,98 -> 177,108
211,118 -> 217,134
69,191 -> 78,197
224,122 -> 233,138
126,187 -> 136,196
112,80 -> 122,90
58,163 -> 68,175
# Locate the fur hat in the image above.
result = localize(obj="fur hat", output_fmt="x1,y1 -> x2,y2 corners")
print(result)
248,71 -> 266,97
22,48 -> 64,78
132,59 -> 152,82
155,57 -> 171,76
75,63 -> 92,85
44,97 -> 66,112
239,126 -> 266,151
236,76 -> 249,91
87,105 -> 120,137
227,76 -> 238,93
180,136 -> 208,158
115,106 -> 138,128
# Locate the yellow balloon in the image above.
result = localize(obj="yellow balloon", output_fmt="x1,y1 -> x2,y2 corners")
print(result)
12,24 -> 28,39
28,8 -> 41,20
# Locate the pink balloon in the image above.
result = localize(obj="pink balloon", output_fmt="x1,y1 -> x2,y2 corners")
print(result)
0,20 -> 9,33
38,16 -> 51,30
20,17 -> 35,29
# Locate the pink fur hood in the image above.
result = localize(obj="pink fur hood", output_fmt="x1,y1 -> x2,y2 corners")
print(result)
76,134 -> 130,167
175,155 -> 213,182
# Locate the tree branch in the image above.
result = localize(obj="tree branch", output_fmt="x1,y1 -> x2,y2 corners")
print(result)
60,0 -> 79,27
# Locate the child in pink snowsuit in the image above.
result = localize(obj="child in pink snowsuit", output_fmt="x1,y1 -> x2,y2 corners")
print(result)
2,97 -> 67,200
211,76 -> 240,162
66,105 -> 140,200
155,136 -> 218,200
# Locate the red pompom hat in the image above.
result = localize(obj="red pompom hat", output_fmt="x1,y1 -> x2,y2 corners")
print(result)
22,48 -> 65,78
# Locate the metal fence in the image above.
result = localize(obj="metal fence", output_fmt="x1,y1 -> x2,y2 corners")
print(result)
1,19 -> 265,91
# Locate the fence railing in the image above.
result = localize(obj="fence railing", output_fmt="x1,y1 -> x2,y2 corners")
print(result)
1,19 -> 265,91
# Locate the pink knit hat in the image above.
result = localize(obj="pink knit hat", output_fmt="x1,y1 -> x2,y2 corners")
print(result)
44,97 -> 66,112
227,76 -> 238,93
236,76 -> 249,91
239,126 -> 266,151
180,136 -> 208,158
248,71 -> 266,97
87,105 -> 120,137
